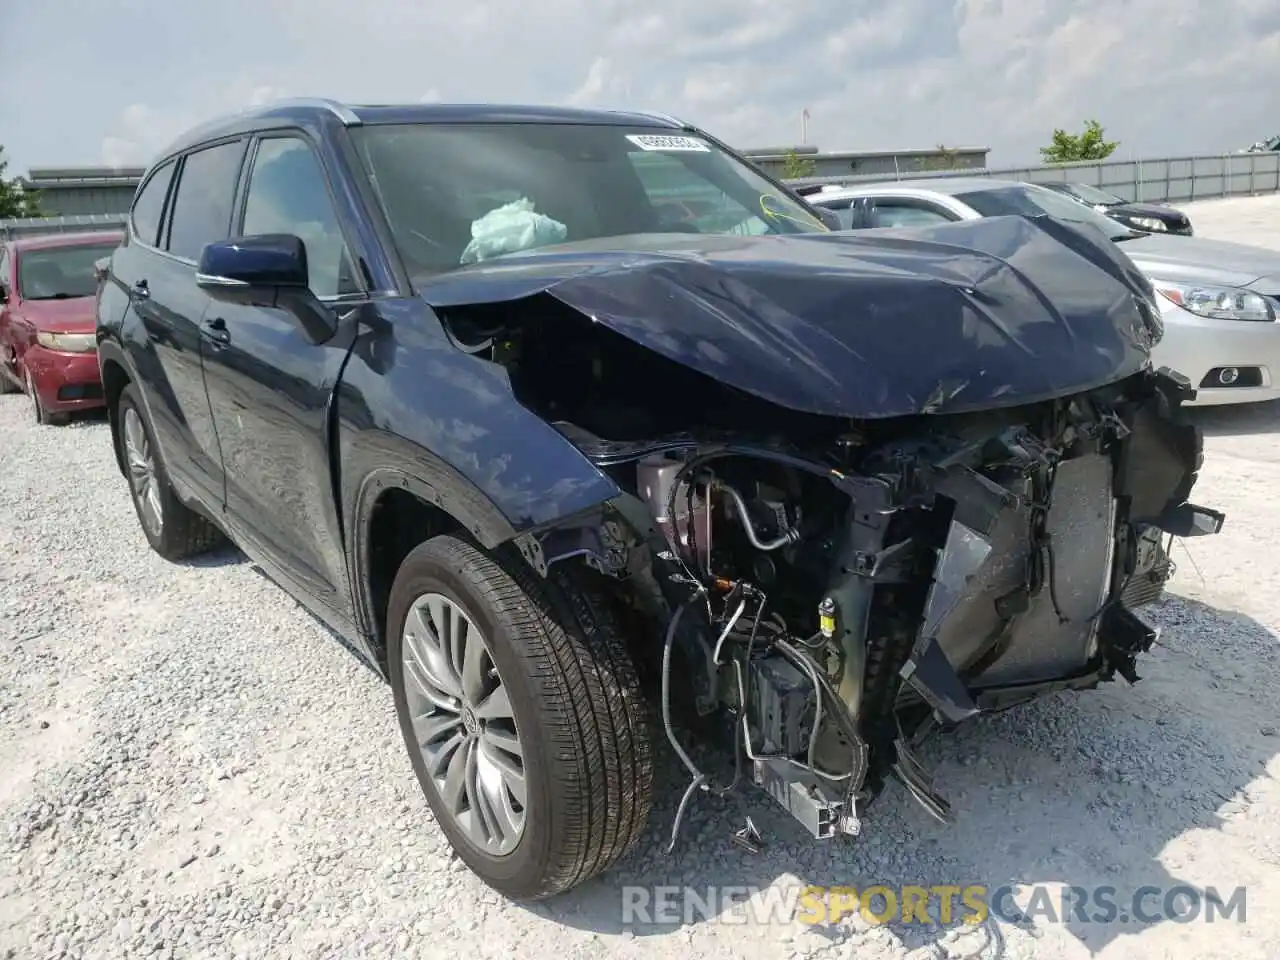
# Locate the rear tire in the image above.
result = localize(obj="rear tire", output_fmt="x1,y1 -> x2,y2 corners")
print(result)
116,383 -> 223,561
387,534 -> 653,900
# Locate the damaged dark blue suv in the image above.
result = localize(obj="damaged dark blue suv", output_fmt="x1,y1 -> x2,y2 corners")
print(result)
96,98 -> 1223,900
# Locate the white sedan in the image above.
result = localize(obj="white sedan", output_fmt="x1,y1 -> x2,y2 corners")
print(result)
804,177 -> 1280,406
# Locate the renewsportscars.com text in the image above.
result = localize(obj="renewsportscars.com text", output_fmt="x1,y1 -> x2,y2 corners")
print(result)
621,883 -> 1247,927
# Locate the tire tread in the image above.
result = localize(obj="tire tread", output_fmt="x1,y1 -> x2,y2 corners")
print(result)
117,384 -> 225,561
405,536 -> 653,899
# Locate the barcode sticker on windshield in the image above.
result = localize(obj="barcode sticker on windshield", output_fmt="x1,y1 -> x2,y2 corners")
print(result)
626,134 -> 710,152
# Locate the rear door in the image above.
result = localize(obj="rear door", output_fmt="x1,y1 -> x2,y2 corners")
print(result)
114,141 -> 247,503
198,132 -> 365,622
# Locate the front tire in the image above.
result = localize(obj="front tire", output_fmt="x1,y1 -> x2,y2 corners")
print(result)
387,535 -> 653,900
25,368 -> 68,426
116,383 -> 223,561
0,359 -> 19,394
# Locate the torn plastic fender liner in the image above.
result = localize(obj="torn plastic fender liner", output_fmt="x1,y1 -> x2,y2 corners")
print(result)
900,519 -> 993,724
1115,368 -> 1225,535
418,215 -> 1162,420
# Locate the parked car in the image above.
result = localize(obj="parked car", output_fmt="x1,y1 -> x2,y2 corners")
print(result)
0,230 -> 124,424
1245,134 -> 1280,153
98,100 -> 1220,901
806,177 -> 1280,405
1037,181 -> 1194,236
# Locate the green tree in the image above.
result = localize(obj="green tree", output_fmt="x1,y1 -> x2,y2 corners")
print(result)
781,148 -> 816,179
0,146 -> 41,218
921,144 -> 962,171
1039,120 -> 1119,164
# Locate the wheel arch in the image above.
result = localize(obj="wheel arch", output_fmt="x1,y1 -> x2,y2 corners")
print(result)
353,468 -> 516,669
351,465 -> 658,670
97,341 -> 135,477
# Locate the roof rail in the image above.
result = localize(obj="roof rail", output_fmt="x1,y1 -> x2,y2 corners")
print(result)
620,109 -> 688,129
257,97 -> 361,125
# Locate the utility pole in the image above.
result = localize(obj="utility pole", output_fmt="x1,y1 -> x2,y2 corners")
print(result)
801,108 -> 810,145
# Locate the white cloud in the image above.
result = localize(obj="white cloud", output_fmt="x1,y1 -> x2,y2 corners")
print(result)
94,78 -> 300,167
566,57 -> 617,106
1,0 -> 1278,173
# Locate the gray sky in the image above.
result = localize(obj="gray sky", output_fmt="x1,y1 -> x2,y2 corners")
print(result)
3,0 -> 1278,174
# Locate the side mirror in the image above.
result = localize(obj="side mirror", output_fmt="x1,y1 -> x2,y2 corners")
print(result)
196,234 -> 334,344
848,197 -> 877,230
197,234 -> 309,292
814,207 -> 843,231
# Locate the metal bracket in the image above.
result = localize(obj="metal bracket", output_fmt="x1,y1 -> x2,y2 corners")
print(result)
731,817 -> 764,853
752,758 -> 852,840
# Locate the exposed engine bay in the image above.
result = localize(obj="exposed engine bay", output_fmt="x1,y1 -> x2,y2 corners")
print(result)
428,219 -> 1224,849
505,355 -> 1223,847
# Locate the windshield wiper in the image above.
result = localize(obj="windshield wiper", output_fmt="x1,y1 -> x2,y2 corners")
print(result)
1112,231 -> 1146,242
26,293 -> 78,300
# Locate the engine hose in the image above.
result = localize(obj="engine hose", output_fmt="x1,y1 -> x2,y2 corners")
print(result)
731,657 -> 853,783
718,482 -> 801,551
665,773 -> 708,854
661,587 -> 745,852
661,594 -> 707,783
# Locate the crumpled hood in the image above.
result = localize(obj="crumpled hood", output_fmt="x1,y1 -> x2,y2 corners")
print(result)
417,215 -> 1162,419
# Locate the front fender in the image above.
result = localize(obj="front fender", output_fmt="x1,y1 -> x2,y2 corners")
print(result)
337,298 -> 628,635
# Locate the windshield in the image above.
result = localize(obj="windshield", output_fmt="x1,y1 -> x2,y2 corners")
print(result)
351,122 -> 827,277
955,184 -> 1137,241
1064,181 -> 1125,206
17,243 -> 120,300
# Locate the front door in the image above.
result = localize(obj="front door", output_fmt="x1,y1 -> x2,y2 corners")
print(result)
198,133 -> 366,623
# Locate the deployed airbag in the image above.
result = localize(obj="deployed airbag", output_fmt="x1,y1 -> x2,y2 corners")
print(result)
460,197 -> 568,265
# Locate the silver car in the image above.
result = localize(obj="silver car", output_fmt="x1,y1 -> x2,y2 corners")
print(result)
806,177 -> 1280,406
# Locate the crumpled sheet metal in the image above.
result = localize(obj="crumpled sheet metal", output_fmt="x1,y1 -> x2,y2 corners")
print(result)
419,214 -> 1162,419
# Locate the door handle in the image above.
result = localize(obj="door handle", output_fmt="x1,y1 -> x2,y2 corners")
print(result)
202,316 -> 230,344
132,279 -> 150,300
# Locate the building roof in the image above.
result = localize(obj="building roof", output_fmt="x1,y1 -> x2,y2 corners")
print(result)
19,168 -> 145,192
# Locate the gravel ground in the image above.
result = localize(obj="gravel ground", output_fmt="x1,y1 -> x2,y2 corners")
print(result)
3,197 -> 1280,960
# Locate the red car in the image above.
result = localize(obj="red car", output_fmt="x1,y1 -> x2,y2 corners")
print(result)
0,230 -> 123,424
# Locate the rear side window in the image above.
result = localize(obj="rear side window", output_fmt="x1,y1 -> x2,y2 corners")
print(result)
166,140 -> 247,262
131,161 -> 175,247
871,203 -> 954,228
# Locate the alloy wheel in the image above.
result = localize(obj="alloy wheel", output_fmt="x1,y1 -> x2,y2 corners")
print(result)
123,406 -> 163,538
401,592 -> 527,856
